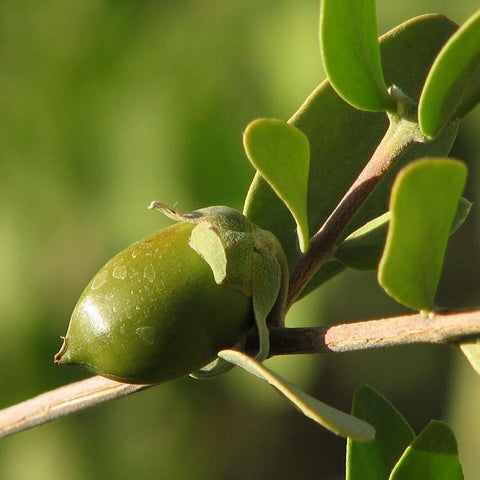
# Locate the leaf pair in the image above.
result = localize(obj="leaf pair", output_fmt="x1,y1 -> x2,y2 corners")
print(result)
321,0 -> 480,139
336,197 -> 471,272
347,385 -> 464,480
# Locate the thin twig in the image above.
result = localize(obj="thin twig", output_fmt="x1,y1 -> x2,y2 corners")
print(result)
1,309 -> 479,440
264,309 -> 480,356
0,376 -> 150,440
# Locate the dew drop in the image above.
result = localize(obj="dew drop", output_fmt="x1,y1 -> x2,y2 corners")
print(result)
113,265 -> 127,280
136,326 -> 155,345
143,264 -> 156,283
91,271 -> 108,290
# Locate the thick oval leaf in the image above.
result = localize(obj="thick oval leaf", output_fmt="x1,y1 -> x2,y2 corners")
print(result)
243,119 -> 310,253
378,159 -> 467,311
347,385 -> 415,480
320,0 -> 392,112
219,349 -> 375,441
336,197 -> 471,271
244,15 -> 458,297
419,9 -> 480,138
460,340 -> 480,376
389,421 -> 464,480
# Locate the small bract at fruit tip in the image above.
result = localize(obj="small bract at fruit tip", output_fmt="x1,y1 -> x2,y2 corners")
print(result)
54,336 -> 68,364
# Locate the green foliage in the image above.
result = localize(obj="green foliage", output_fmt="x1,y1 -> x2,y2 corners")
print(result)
243,119 -> 310,253
347,387 -> 464,479
390,421 -> 464,480
419,9 -> 480,138
244,14 -> 458,286
320,0 -> 393,112
378,159 -> 467,311
241,5 -> 479,476
347,385 -> 415,480
335,197 -> 471,271
335,213 -> 390,270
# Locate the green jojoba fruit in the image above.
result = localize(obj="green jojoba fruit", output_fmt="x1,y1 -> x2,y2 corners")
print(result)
55,203 -> 288,384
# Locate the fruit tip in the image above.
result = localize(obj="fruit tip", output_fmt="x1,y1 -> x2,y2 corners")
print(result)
54,336 -> 68,364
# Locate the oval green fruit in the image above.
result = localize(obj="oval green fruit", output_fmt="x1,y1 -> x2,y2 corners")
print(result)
55,221 -> 254,384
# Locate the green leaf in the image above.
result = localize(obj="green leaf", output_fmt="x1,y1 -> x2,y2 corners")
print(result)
244,15 -> 458,298
378,159 -> 467,311
460,339 -> 480,376
347,385 -> 415,480
320,0 -> 392,112
243,119 -> 310,253
450,197 -> 472,234
389,421 -> 464,480
219,350 -> 375,441
336,197 -> 470,271
419,9 -> 480,138
336,213 -> 390,270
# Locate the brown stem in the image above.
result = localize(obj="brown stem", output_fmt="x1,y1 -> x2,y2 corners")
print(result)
264,309 -> 480,356
286,115 -> 422,309
1,309 -> 479,440
0,377 -> 150,440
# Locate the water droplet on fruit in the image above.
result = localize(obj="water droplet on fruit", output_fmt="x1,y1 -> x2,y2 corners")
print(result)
136,326 -> 155,345
143,264 -> 156,283
113,265 -> 127,280
91,271 -> 108,290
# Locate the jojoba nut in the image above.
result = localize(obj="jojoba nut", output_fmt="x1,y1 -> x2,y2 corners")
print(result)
55,221 -> 254,384
55,204 -> 288,384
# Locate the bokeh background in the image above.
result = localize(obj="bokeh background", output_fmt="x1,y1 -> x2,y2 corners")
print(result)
1,1 -> 480,478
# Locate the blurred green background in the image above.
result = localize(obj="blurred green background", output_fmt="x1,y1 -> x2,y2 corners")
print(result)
1,1 -> 480,478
